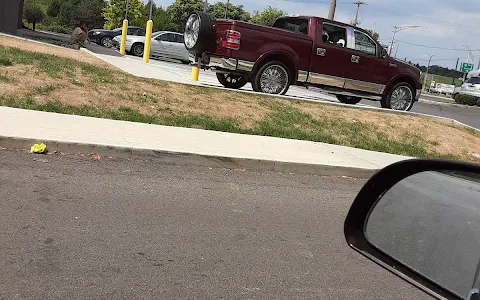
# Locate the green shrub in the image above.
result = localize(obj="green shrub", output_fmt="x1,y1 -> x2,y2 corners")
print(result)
37,23 -> 72,34
455,94 -> 479,106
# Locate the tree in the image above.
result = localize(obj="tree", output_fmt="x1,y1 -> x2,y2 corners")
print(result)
207,2 -> 250,21
151,7 -> 176,31
250,6 -> 285,26
103,0 -> 145,29
23,0 -> 45,28
166,0 -> 204,32
365,29 -> 379,41
46,0 -> 63,17
47,0 -> 106,29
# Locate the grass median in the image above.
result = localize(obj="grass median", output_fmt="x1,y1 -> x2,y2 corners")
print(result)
0,40 -> 479,161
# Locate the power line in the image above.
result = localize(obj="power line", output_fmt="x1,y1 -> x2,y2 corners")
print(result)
395,40 -> 480,52
352,1 -> 367,26
367,5 -> 480,31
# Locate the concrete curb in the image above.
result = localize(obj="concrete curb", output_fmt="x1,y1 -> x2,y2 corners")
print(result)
0,136 -> 377,179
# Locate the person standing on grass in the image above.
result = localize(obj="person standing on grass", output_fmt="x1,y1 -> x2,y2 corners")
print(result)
71,21 -> 89,48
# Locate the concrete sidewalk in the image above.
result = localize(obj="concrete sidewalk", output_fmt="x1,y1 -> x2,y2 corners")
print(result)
0,106 -> 410,178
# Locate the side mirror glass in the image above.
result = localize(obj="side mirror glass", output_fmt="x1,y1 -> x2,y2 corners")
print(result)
381,48 -> 388,58
345,160 -> 480,300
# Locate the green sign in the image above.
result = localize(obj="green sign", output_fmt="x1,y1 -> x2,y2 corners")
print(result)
461,63 -> 474,73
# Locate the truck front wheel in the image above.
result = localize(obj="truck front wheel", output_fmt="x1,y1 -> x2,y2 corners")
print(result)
216,73 -> 248,89
336,95 -> 362,105
252,61 -> 291,95
382,82 -> 415,111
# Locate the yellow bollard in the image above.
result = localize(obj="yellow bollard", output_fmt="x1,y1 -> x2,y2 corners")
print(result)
191,65 -> 200,81
119,19 -> 128,55
143,20 -> 153,63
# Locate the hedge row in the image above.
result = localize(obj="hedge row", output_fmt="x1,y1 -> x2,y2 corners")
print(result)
454,94 -> 480,106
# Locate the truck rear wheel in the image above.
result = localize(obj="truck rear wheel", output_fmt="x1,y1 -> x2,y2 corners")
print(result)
252,61 -> 291,95
382,82 -> 415,111
216,73 -> 247,89
336,95 -> 362,105
184,12 -> 213,55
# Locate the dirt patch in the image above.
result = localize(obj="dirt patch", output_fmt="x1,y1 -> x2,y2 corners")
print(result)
0,35 -> 110,67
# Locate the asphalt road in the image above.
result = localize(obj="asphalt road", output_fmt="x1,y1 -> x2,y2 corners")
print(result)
368,171 -> 480,298
88,45 -> 480,129
0,150 -> 431,300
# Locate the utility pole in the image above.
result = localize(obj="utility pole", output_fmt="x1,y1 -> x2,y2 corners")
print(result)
452,58 -> 459,85
328,0 -> 336,20
353,1 -> 367,26
224,0 -> 229,19
204,0 -> 208,12
423,54 -> 435,92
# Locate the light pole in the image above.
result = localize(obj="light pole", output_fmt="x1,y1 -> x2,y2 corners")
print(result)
388,25 -> 427,56
461,44 -> 474,80
423,53 -> 435,92
328,0 -> 336,20
225,0 -> 229,19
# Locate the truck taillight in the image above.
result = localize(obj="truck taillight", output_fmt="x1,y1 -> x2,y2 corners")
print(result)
221,30 -> 240,50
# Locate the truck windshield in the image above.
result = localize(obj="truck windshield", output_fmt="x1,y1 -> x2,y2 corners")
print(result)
272,18 -> 309,35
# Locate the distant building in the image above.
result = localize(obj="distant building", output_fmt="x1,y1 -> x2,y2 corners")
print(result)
0,0 -> 24,34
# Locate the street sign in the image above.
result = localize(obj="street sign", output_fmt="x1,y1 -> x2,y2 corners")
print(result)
461,63 -> 474,73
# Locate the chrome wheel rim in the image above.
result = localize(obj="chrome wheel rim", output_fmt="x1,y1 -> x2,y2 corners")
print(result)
133,45 -> 143,56
184,14 -> 200,49
260,65 -> 288,94
390,86 -> 413,110
102,37 -> 112,48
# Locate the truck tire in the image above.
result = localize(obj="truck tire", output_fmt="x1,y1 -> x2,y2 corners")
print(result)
184,12 -> 213,55
252,61 -> 291,95
216,73 -> 247,89
336,95 -> 362,105
381,82 -> 415,111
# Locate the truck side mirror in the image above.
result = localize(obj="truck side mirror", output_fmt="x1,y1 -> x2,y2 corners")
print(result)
381,48 -> 388,58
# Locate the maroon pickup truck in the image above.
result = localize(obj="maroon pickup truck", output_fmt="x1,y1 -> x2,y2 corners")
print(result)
184,13 -> 422,111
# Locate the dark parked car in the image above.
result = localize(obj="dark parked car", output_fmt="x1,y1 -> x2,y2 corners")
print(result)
88,26 -> 146,48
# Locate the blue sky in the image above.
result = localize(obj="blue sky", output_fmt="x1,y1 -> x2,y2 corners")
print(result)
154,0 -> 480,70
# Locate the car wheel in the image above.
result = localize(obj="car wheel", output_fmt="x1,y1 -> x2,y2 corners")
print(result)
100,37 -> 113,48
184,12 -> 213,55
253,61 -> 291,95
132,43 -> 144,57
336,95 -> 362,105
381,82 -> 415,111
216,73 -> 248,89
181,60 -> 191,65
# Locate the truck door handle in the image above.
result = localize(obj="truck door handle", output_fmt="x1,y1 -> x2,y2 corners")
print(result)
317,48 -> 326,56
351,55 -> 360,63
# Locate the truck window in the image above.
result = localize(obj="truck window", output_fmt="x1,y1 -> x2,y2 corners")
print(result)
272,18 -> 308,35
354,31 -> 376,56
322,24 -> 346,48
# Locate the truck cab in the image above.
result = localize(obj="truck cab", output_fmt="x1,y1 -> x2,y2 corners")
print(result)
184,13 -> 422,111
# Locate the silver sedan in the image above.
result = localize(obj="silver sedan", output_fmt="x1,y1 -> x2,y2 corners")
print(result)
113,31 -> 190,64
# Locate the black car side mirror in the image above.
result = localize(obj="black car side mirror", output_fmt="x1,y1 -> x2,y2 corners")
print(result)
344,159 -> 480,300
